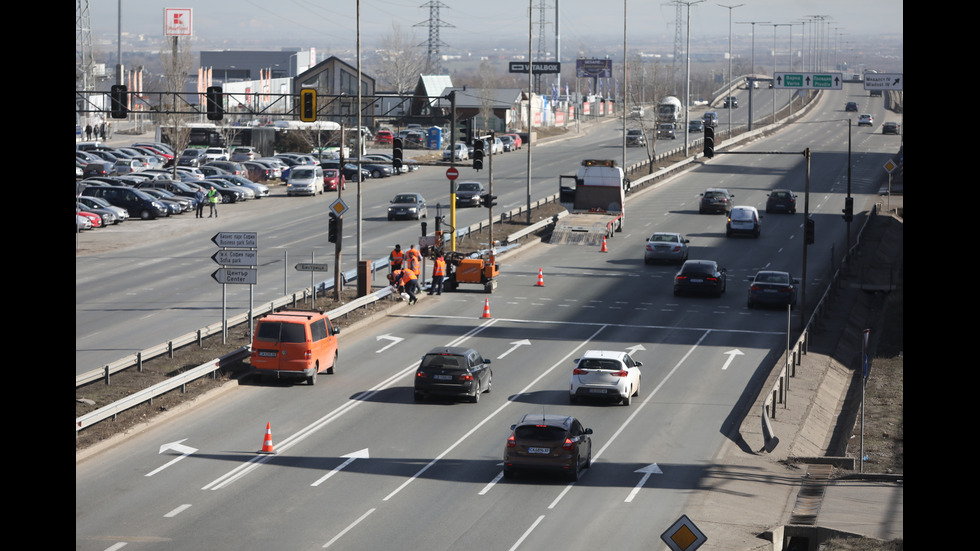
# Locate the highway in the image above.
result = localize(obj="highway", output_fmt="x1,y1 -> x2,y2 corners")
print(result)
76,83 -> 901,550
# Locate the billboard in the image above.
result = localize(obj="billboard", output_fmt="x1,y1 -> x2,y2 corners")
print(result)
164,8 -> 193,37
576,59 -> 612,79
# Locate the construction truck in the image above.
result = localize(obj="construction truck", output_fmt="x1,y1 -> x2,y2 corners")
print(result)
551,159 -> 626,246
656,96 -> 684,124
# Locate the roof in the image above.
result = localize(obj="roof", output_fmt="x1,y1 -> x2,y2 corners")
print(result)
579,350 -> 629,360
516,413 -> 575,428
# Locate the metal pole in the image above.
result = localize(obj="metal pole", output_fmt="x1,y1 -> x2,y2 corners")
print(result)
526,0 -> 533,225
718,4 -> 743,141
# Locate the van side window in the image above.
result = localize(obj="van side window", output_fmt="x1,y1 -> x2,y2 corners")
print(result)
310,319 -> 328,341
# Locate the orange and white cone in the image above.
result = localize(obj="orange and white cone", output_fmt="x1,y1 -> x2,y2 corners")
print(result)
258,422 -> 276,454
535,268 -> 545,287
481,298 -> 492,318
600,236 -> 608,252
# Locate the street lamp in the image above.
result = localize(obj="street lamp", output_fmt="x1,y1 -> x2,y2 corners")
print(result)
676,0 -> 705,156
736,20 -> 769,131
717,3 -> 743,140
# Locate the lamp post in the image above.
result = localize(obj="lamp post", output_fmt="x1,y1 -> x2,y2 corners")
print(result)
736,20 -> 769,131
678,0 -> 705,156
767,23 -> 791,123
717,3 -> 743,140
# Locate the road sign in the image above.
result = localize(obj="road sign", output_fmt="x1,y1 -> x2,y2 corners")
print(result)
773,72 -> 843,90
212,232 -> 257,249
211,268 -> 257,285
295,263 -> 330,272
863,73 -> 903,91
509,61 -> 561,74
660,515 -> 707,551
212,249 -> 257,266
329,198 -> 348,218
446,167 -> 459,180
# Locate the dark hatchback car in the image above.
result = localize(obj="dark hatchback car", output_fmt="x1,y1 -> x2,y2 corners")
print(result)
765,189 -> 797,214
747,270 -> 798,309
699,188 -> 734,214
503,414 -> 593,481
845,101 -> 858,112
674,260 -> 727,297
454,181 -> 484,207
414,347 -> 492,403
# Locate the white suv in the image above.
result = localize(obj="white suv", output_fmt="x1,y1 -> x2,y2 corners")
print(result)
569,350 -> 643,406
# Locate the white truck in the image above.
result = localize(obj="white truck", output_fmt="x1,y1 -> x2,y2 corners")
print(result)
552,160 -> 627,246
656,96 -> 684,124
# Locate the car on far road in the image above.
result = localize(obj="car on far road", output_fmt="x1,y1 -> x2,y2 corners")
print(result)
699,188 -> 734,214
703,111 -> 719,128
766,189 -> 797,214
674,260 -> 727,297
857,114 -> 874,127
387,193 -> 428,220
499,134 -> 517,152
688,119 -> 704,133
375,130 -> 393,145
569,350 -> 642,406
503,133 -> 522,150
747,270 -> 798,309
657,123 -> 676,140
413,346 -> 492,403
723,96 -> 739,108
503,414 -> 592,481
845,101 -> 859,112
444,142 -> 469,161
644,232 -> 690,265
454,181 -> 484,207
626,129 -> 646,147
882,122 -> 900,135
726,206 -> 761,238
323,168 -> 345,191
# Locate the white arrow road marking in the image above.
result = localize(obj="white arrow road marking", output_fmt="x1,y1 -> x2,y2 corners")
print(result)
311,449 -> 370,486
626,344 -> 646,356
625,463 -> 663,502
146,439 -> 197,477
375,334 -> 403,353
722,349 -> 744,370
497,339 -> 531,359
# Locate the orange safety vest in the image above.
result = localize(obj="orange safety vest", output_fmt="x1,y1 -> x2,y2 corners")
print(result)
390,249 -> 404,264
400,270 -> 417,285
406,248 -> 421,274
433,258 -> 446,277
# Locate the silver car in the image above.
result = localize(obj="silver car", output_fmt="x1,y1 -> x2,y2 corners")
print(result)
644,232 -> 689,265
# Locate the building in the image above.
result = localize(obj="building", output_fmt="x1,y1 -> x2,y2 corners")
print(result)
294,56 -> 377,126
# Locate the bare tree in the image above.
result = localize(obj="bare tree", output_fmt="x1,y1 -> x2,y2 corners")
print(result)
373,23 -> 426,93
478,60 -> 497,132
160,36 -> 193,176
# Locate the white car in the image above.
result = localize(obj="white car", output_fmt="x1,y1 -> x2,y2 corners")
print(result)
203,147 -> 229,161
443,142 -> 469,161
569,350 -> 642,405
857,113 -> 874,127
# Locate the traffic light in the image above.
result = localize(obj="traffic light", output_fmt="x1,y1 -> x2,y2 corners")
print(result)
206,86 -> 223,121
110,84 -> 128,119
842,196 -> 854,222
392,138 -> 403,170
703,126 -> 714,158
481,193 -> 497,208
328,212 -> 339,243
472,139 -> 485,170
300,88 -> 317,122
804,218 -> 815,244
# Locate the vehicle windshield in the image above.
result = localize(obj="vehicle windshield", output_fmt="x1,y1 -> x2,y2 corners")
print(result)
393,195 -> 418,204
293,169 -> 313,179
255,321 -> 306,343
457,183 -> 480,191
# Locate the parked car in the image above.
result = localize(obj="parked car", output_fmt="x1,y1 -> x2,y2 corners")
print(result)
136,179 -> 200,201
76,206 -> 107,228
360,161 -> 392,179
80,185 -> 169,220
230,146 -> 257,162
454,181 -> 484,207
699,188 -> 734,214
503,414 -> 593,481
140,188 -> 189,214
674,260 -> 727,297
413,346 -> 492,403
76,195 -> 129,223
403,132 -> 425,149
204,160 -> 248,176
569,350 -> 642,406
375,130 -> 393,144
443,142 -> 469,161
82,161 -> 113,179
499,134 -> 516,152
243,161 -> 273,182
387,193 -> 428,220
503,133 -> 522,149
76,213 -> 93,231
320,160 -> 369,182
286,165 -> 324,196
202,179 -> 250,202
726,206 -> 761,238
747,270 -> 799,309
765,189 -> 797,214
644,232 -> 689,265
211,174 -> 269,198
203,147 -> 229,161
177,148 -> 208,167
882,122 -> 900,135
857,113 -> 874,127
323,168 -> 345,191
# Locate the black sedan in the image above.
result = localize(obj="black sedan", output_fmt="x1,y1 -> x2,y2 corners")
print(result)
387,193 -> 428,220
673,260 -> 727,297
454,181 -> 484,207
747,270 -> 798,309
765,189 -> 797,214
414,347 -> 492,403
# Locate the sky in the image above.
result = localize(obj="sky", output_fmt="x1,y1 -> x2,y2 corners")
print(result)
88,0 -> 902,52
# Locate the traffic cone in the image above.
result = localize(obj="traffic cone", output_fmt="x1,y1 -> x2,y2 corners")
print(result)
258,422 -> 276,454
600,236 -> 608,252
535,268 -> 545,287
481,298 -> 492,318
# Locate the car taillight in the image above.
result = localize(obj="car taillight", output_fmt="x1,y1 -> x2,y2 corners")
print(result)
507,435 -> 516,448
304,349 -> 312,360
459,374 -> 474,381
614,370 -> 628,377
563,438 -> 575,450
675,275 -> 687,281
415,372 -> 427,379
573,368 -> 588,375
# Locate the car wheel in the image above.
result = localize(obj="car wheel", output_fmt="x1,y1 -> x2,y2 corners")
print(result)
503,467 -> 515,479
372,170 -> 382,178
569,394 -> 578,404
585,449 -> 592,468
622,391 -> 631,406
139,210 -> 152,220
569,456 -> 581,481
470,389 -> 479,403
485,371 -> 492,393
327,352 -> 337,375
308,368 -> 317,386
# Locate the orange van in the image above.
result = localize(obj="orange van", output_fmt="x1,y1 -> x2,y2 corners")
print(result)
250,310 -> 340,385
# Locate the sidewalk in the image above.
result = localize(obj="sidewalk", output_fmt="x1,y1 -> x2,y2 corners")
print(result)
684,197 -> 903,550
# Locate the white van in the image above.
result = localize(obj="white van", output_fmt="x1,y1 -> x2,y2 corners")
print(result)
286,165 -> 324,196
